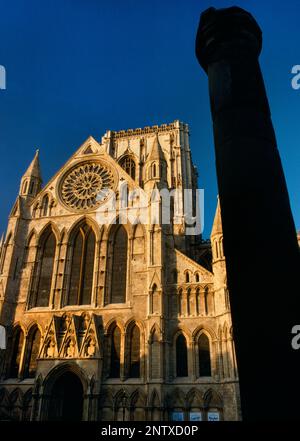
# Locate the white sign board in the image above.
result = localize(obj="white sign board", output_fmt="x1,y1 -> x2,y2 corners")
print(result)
0,325 -> 6,350
189,412 -> 202,421
172,412 -> 184,421
207,411 -> 220,421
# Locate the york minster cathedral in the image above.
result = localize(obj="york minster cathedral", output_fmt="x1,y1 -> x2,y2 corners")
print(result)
0,120 -> 240,421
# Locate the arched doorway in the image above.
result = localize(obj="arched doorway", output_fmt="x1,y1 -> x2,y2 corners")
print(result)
48,371 -> 83,421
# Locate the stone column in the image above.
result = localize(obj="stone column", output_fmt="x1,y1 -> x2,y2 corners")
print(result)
196,6 -> 300,420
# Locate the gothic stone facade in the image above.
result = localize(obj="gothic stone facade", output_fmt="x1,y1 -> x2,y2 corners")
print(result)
0,120 -> 240,421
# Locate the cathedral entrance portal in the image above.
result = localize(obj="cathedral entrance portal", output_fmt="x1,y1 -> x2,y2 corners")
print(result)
48,371 -> 83,421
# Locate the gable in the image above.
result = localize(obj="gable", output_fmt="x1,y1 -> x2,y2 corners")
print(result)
175,249 -> 213,284
28,136 -> 142,219
149,271 -> 161,290
9,197 -> 22,218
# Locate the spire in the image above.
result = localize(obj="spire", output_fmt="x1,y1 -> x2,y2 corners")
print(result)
148,133 -> 166,162
211,196 -> 222,237
23,149 -> 41,179
19,149 -> 42,198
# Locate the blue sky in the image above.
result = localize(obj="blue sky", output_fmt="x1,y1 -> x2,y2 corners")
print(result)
0,0 -> 299,238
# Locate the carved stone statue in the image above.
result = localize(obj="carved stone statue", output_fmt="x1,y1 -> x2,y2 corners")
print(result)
65,339 -> 75,358
45,339 -> 55,358
84,338 -> 96,357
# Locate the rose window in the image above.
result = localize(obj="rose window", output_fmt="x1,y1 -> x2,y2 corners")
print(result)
60,162 -> 115,210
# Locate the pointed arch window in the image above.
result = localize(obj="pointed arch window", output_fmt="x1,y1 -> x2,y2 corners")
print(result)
152,163 -> 157,178
0,233 -> 12,274
66,224 -> 95,305
120,156 -> 136,180
220,237 -> 224,257
150,284 -> 159,314
199,333 -> 211,377
23,180 -> 28,194
109,326 -> 121,378
32,204 -> 39,219
132,223 -> 145,255
119,181 -> 129,209
176,333 -> 188,377
225,288 -> 230,310
24,327 -> 41,378
30,229 -> 56,308
187,288 -> 191,316
109,225 -> 128,304
196,288 -> 201,315
150,330 -> 160,379
29,180 -> 35,194
215,241 -> 219,259
178,289 -> 183,316
204,287 -> 209,315
8,327 -> 24,378
42,195 -> 49,217
128,324 -> 140,378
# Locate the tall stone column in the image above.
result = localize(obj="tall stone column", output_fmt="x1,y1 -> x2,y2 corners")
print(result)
196,7 -> 300,420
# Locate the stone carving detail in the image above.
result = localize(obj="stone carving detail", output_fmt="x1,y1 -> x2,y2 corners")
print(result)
44,338 -> 55,358
60,161 -> 115,211
64,339 -> 75,358
84,338 -> 96,357
40,314 -> 100,360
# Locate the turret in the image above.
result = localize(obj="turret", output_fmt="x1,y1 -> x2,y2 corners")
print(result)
19,149 -> 42,200
210,197 -> 228,314
144,134 -> 168,192
210,197 -> 224,263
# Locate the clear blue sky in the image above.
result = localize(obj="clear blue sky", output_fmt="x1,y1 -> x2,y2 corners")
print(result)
0,0 -> 299,238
